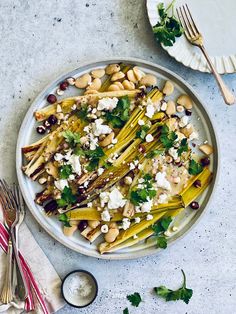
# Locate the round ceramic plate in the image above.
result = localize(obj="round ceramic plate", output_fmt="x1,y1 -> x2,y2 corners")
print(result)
16,58 -> 219,260
146,0 -> 236,74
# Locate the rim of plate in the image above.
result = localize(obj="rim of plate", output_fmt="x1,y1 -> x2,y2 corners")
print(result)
146,0 -> 236,74
16,57 -> 219,260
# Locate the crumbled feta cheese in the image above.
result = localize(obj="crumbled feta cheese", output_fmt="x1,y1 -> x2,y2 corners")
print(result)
133,234 -> 138,239
92,119 -> 112,136
91,108 -> 97,114
155,172 -> 171,191
158,193 -> 168,204
64,149 -> 73,161
97,168 -> 104,176
83,181 -> 89,188
101,224 -> 109,233
168,147 -> 178,160
107,188 -> 126,210
68,155 -> 82,175
87,202 -> 93,207
189,131 -> 199,141
145,102 -> 155,118
97,97 -> 118,111
146,214 -> 153,221
54,153 -> 64,162
141,199 -> 153,213
138,119 -> 145,126
138,163 -> 143,170
134,217 -> 141,223
56,104 -> 62,113
134,160 -> 139,166
129,162 -> 136,170
88,134 -> 98,150
138,178 -> 145,184
145,134 -> 154,143
161,102 -> 167,111
101,210 -> 111,222
122,218 -> 131,230
112,138 -> 118,144
71,104 -> 77,111
83,125 -> 90,133
68,174 -> 75,181
55,179 -> 68,191
100,192 -> 110,207
179,115 -> 189,128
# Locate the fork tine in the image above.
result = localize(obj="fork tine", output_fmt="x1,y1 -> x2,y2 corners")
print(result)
182,5 -> 197,36
180,6 -> 195,38
176,7 -> 191,39
185,4 -> 201,34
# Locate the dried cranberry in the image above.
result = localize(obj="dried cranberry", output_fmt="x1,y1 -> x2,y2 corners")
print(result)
77,187 -> 85,194
78,220 -> 88,232
201,157 -> 210,167
48,114 -> 58,125
190,201 -> 199,210
36,125 -> 46,134
139,144 -> 146,153
60,81 -> 69,91
44,200 -> 58,214
185,109 -> 192,116
43,120 -> 51,129
193,179 -> 201,188
47,94 -> 57,104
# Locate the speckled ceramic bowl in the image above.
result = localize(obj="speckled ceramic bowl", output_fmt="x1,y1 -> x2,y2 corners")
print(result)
16,58 -> 219,260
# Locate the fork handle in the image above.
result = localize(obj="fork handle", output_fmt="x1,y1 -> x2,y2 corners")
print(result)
200,45 -> 235,105
0,239 -> 13,304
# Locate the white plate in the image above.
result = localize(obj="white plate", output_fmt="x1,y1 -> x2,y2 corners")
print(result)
146,0 -> 236,74
16,58 -> 219,260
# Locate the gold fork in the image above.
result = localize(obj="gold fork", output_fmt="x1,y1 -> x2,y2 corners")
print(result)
177,4 -> 235,106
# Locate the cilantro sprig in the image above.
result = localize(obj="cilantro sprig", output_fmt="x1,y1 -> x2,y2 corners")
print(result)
146,149 -> 164,159
59,164 -> 72,179
130,174 -> 156,206
127,292 -> 142,307
177,138 -> 188,156
136,125 -> 150,140
62,130 -> 81,147
77,105 -> 89,121
105,96 -> 130,128
153,1 -> 183,47
154,270 -> 193,304
57,186 -> 77,207
59,213 -> 71,227
160,124 -> 178,149
152,216 -> 172,249
188,159 -> 203,175
75,146 -> 105,172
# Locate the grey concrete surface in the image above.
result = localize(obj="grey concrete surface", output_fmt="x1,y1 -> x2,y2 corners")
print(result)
0,1 -> 236,313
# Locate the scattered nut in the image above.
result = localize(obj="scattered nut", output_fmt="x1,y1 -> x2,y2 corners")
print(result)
67,77 -> 75,85
100,132 -> 115,147
122,80 -> 135,90
173,176 -> 181,184
38,177 -> 47,184
181,124 -> 194,137
140,74 -> 157,87
75,73 -> 92,89
86,78 -> 102,91
124,176 -> 133,185
133,66 -> 145,81
63,221 -> 78,237
165,156 -> 173,163
84,89 -> 99,95
105,64 -> 120,75
166,100 -> 176,115
127,69 -> 137,83
88,220 -> 100,229
199,144 -> 213,156
176,105 -> 184,113
163,80 -> 174,96
91,68 -> 105,79
108,84 -> 120,91
56,88 -> 64,96
111,71 -> 125,82
123,201 -> 135,217
104,227 -> 119,243
114,81 -> 124,90
161,101 -> 167,111
177,94 -> 193,109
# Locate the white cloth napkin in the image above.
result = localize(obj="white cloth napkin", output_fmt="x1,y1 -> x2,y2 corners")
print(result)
0,215 -> 65,314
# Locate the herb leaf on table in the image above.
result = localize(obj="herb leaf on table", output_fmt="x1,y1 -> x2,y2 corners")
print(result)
123,308 -> 129,314
153,1 -> 183,47
154,269 -> 193,304
127,292 -> 142,307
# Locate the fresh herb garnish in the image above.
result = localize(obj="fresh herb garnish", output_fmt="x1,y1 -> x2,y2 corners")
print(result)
177,138 -> 188,156
188,159 -> 203,175
154,269 -> 193,304
152,216 -> 172,249
57,186 -> 77,207
130,173 -> 156,205
59,164 -> 72,179
59,213 -> 71,227
77,105 -> 88,121
153,1 -> 183,47
105,96 -> 130,128
136,125 -> 150,140
123,308 -> 129,314
62,130 -> 81,147
147,149 -> 164,158
160,124 -> 178,149
127,292 -> 142,307
85,146 -> 105,172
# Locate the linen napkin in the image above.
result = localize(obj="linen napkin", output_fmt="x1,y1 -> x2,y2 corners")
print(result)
0,210 -> 65,314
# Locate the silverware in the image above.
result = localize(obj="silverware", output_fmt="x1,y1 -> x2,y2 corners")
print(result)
177,4 -> 235,106
12,185 -> 28,300
0,180 -> 18,304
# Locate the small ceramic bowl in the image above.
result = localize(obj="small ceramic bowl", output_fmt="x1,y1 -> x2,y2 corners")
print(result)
61,270 -> 98,308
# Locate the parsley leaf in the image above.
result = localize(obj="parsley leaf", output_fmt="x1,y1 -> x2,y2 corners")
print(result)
154,270 -> 193,304
146,149 -> 164,158
105,96 -> 130,128
160,124 -> 178,149
152,216 -> 172,249
136,125 -> 150,140
153,1 -> 183,47
57,186 -> 77,207
123,308 -> 129,314
62,130 -> 81,147
59,213 -> 71,227
127,292 -> 142,307
130,174 -> 156,206
177,138 -> 188,156
59,164 -> 72,179
188,159 -> 203,175
77,105 -> 88,121
85,146 -> 105,172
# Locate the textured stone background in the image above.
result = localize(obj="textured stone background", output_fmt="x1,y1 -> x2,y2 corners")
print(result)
0,1 -> 236,313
